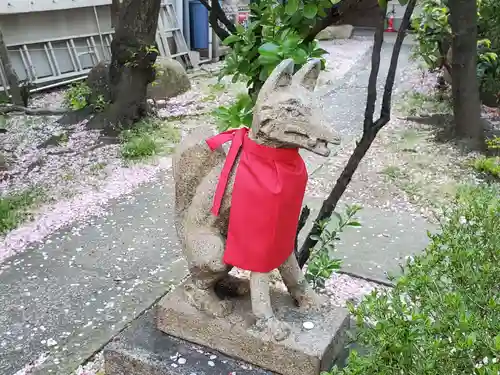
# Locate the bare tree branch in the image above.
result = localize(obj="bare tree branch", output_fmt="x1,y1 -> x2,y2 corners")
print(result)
363,6 -> 386,132
303,0 -> 376,44
199,0 -> 236,41
0,105 -> 69,116
294,206 -> 311,259
297,0 -> 418,269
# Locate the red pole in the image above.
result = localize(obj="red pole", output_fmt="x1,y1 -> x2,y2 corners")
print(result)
387,14 -> 395,32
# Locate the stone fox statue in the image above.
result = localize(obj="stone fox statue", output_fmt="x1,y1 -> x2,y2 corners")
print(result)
172,58 -> 341,341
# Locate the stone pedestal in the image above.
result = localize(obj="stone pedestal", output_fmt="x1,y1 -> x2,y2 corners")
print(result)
104,310 -> 272,375
155,278 -> 350,375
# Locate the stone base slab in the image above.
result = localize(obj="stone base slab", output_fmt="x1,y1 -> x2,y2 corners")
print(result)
155,277 -> 350,375
104,309 -> 272,375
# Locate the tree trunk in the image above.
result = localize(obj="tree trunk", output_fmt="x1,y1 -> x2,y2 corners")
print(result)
448,0 -> 484,149
111,0 -> 121,29
0,28 -> 23,106
90,0 -> 161,133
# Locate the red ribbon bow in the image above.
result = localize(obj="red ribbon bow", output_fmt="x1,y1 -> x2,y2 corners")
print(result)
205,127 -> 249,216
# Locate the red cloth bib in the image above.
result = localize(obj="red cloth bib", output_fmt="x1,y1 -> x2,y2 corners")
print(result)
206,127 -> 308,273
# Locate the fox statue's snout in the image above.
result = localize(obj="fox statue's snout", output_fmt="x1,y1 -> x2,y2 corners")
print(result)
251,58 -> 341,157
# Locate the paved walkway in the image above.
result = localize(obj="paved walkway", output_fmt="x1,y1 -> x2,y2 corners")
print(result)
0,35 -> 434,375
0,173 -> 187,375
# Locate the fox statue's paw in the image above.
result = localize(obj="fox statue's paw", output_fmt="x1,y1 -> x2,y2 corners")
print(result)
254,316 -> 291,342
289,280 -> 322,312
184,282 -> 233,318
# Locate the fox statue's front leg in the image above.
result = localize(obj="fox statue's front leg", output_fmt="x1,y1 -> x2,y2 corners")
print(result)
250,253 -> 321,342
250,272 -> 292,341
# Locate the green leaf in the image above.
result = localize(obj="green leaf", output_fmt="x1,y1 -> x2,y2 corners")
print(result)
378,0 -> 388,8
330,0 -> 341,4
285,0 -> 299,15
317,7 -> 327,17
311,48 -> 329,58
303,3 -> 318,19
259,68 -> 270,82
465,332 -> 477,347
397,0 -> 408,4
258,42 -> 280,56
223,34 -> 240,45
235,24 -> 245,34
257,54 -> 281,66
282,37 -> 301,54
292,48 -> 308,64
495,334 -> 500,351
333,212 -> 342,223
347,221 -> 362,227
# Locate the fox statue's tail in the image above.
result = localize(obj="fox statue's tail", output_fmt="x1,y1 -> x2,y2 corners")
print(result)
172,127 -> 225,239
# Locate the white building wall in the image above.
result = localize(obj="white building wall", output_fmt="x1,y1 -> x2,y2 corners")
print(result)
0,0 -> 191,91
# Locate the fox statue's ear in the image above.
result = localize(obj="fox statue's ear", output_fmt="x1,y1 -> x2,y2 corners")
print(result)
292,58 -> 321,91
255,59 -> 294,104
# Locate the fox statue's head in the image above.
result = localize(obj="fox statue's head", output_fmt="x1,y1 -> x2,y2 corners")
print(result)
251,58 -> 341,157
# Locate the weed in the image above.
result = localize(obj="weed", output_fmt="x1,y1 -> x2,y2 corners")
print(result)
64,81 -> 92,110
398,90 -> 452,117
381,165 -> 405,180
61,172 -> 75,181
120,118 -> 180,160
305,204 -> 362,290
201,94 -> 217,102
58,132 -> 69,145
92,94 -> 109,112
208,82 -> 226,93
471,136 -> 500,180
120,132 -> 158,160
486,136 -> 500,151
0,188 -> 44,234
90,162 -> 106,173
472,156 -> 500,179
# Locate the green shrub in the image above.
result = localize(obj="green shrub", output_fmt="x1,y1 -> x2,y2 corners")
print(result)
411,0 -> 451,71
326,185 -> 500,375
477,40 -> 500,100
478,0 -> 500,52
213,93 -> 254,131
412,0 -> 500,99
220,0 -> 332,99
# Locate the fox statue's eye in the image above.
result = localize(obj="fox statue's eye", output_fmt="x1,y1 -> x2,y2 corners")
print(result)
285,98 -> 301,106
284,126 -> 307,137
